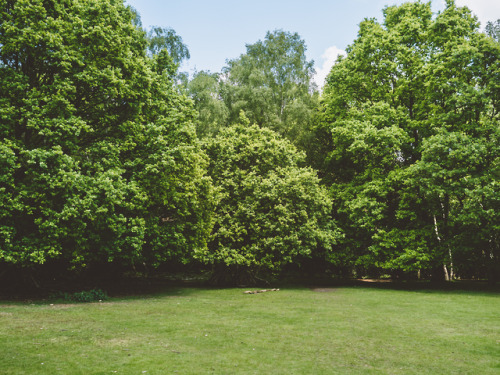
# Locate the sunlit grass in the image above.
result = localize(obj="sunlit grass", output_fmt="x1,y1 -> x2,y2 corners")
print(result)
1,286 -> 499,374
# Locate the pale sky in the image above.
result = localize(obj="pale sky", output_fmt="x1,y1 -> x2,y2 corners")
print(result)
125,0 -> 500,87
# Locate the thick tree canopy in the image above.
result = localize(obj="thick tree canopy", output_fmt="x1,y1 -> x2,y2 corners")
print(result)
317,0 -> 500,280
1,0 -> 497,285
197,123 -> 340,283
220,30 -> 318,144
187,71 -> 229,137
0,0 -> 212,271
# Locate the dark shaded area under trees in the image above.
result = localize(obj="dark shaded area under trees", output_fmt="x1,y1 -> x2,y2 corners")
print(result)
0,0 -> 498,291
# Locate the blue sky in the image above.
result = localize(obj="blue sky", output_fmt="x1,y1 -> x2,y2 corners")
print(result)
125,0 -> 500,87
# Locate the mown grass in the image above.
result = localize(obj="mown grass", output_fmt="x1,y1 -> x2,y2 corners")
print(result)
1,285 -> 499,374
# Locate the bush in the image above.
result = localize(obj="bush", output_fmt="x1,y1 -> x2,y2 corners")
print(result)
56,289 -> 109,303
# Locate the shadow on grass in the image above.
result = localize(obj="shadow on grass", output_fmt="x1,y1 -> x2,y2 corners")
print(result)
272,273 -> 500,296
1,273 -> 498,304
304,279 -> 500,297
0,275 -> 210,303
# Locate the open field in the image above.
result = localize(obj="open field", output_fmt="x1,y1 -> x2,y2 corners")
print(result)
1,285 -> 499,374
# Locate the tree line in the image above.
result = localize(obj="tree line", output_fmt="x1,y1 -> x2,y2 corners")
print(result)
0,0 -> 498,286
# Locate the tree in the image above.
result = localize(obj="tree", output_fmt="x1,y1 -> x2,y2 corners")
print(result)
126,7 -> 190,65
486,19 -> 500,43
221,30 -> 319,145
146,26 -> 190,64
128,7 -> 190,84
317,0 -> 500,280
127,5 -> 142,28
187,70 -> 229,137
0,0 -> 212,276
145,24 -> 190,86
405,124 -> 499,281
197,123 -> 340,285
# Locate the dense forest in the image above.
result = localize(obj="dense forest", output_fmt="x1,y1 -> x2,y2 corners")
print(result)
0,0 -> 498,287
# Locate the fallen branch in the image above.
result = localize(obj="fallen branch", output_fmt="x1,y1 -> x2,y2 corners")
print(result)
243,288 -> 280,294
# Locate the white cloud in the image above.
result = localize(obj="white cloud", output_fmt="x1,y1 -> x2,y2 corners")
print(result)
456,0 -> 500,27
313,46 -> 346,89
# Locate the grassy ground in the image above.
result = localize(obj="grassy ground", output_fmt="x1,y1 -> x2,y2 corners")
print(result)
1,285 -> 499,374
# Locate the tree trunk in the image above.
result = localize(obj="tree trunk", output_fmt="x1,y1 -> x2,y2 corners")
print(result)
443,264 -> 450,281
433,214 -> 453,281
447,246 -> 454,280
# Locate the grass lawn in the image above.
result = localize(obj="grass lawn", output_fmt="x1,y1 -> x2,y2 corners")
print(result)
1,285 -> 499,374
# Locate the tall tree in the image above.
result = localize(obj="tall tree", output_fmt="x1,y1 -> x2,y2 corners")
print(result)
146,26 -> 190,64
486,19 -> 500,43
128,7 -> 190,84
187,71 -> 229,137
145,25 -> 190,86
221,30 -> 319,145
317,0 -> 499,280
0,0 -> 212,274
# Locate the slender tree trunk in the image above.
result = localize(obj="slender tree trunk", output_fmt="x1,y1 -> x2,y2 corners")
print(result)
441,194 -> 454,280
433,214 -> 449,281
448,246 -> 454,280
443,264 -> 450,281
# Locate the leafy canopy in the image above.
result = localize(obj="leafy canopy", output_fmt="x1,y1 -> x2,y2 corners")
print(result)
0,0 -> 212,270
221,30 -> 318,143
197,123 -> 340,278
317,0 -> 500,279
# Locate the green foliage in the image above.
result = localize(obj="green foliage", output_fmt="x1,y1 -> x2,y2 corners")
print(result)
186,30 -> 319,146
55,288 -> 109,303
406,122 -> 500,279
127,5 -> 142,28
146,25 -> 191,83
221,30 -> 319,145
2,0 -> 497,282
187,71 -> 229,137
129,10 -> 190,81
0,0 -> 212,271
147,26 -> 190,64
486,19 -> 500,43
198,124 -> 340,276
317,0 -> 500,279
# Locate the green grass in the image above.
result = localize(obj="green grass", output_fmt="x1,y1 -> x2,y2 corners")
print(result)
1,286 -> 499,374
